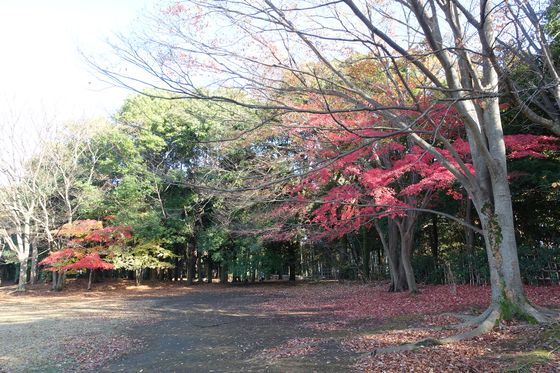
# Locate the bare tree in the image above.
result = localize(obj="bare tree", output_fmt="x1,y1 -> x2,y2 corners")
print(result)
0,117 -> 42,291
0,115 -> 107,290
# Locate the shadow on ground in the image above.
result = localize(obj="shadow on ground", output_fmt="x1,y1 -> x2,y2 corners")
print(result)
101,284 -> 366,373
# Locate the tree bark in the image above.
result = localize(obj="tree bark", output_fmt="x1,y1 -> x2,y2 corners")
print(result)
186,243 -> 196,286
361,227 -> 371,282
88,269 -> 93,290
465,198 -> 477,285
430,215 -> 439,264
54,270 -> 66,291
399,228 -> 418,294
206,255 -> 212,284
30,235 -> 38,285
52,271 -> 58,291
287,242 -> 297,282
17,256 -> 28,291
195,250 -> 202,284
219,263 -> 228,283
375,219 -> 408,292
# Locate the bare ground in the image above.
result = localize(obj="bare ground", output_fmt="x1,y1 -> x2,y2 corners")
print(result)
0,280 -> 559,372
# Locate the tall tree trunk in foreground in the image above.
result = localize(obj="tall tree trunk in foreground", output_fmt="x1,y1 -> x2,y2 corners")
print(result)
186,243 -> 196,286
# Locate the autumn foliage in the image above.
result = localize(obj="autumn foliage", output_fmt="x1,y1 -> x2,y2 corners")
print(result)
40,220 -> 132,274
266,103 -> 559,242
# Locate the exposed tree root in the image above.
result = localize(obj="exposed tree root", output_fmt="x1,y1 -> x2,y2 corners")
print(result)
521,302 -> 553,323
363,304 -> 560,357
531,304 -> 560,319
455,307 -> 494,328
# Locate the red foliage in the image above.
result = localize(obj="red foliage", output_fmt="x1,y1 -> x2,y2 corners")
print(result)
41,220 -> 130,274
61,253 -> 114,271
82,226 -> 132,244
266,99 -> 559,242
504,134 -> 559,159
39,249 -> 74,267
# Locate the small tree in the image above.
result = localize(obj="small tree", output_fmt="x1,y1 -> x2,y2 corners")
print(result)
40,220 -> 130,290
111,241 -> 175,285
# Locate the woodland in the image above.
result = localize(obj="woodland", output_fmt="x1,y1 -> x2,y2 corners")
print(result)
1,0 -> 560,372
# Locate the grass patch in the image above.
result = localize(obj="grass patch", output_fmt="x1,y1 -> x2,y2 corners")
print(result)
542,323 -> 560,340
505,350 -> 552,372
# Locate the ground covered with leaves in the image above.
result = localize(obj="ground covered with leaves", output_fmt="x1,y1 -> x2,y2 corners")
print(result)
0,281 -> 559,372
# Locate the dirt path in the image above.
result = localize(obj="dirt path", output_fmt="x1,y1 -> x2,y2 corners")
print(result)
2,282 -> 558,372
101,284 -> 362,373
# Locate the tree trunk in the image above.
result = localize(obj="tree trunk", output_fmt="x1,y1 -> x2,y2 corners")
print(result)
451,0 -> 549,325
87,269 -> 93,290
375,219 -> 408,292
430,215 -> 439,264
30,236 -> 38,285
399,229 -> 418,294
287,242 -> 297,282
52,271 -> 58,291
362,227 -> 371,282
196,251 -> 202,283
206,255 -> 212,284
186,243 -> 195,286
174,249 -> 180,282
54,271 -> 66,291
465,198 -> 477,285
219,263 -> 228,284
251,268 -> 256,283
389,221 -> 408,292
17,256 -> 28,291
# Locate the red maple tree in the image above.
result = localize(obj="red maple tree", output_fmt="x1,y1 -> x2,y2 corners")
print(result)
40,220 -> 132,290
265,100 -> 558,292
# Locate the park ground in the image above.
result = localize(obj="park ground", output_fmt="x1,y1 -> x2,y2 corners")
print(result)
0,281 -> 559,372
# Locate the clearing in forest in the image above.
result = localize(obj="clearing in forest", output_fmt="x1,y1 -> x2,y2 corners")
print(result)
0,281 -> 559,372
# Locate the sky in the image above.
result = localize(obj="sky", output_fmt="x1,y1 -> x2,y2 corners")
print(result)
0,0 -> 157,123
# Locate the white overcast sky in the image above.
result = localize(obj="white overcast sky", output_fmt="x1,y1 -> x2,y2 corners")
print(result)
0,0 -> 157,123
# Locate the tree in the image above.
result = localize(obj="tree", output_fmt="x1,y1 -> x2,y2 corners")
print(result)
39,220 -> 128,290
0,117 -> 43,291
110,91 -> 268,285
97,0 -> 560,334
111,241 -> 175,285
487,0 -> 560,136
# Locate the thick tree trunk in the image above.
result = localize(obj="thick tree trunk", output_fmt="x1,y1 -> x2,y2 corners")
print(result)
399,229 -> 418,294
52,271 -> 58,291
287,242 -> 297,282
476,192 -> 546,322
186,243 -> 196,286
17,256 -> 28,291
375,219 -> 408,292
206,255 -> 212,284
219,264 -> 228,283
30,237 -> 38,285
54,270 -> 66,291
455,0 -> 549,325
251,268 -> 256,283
